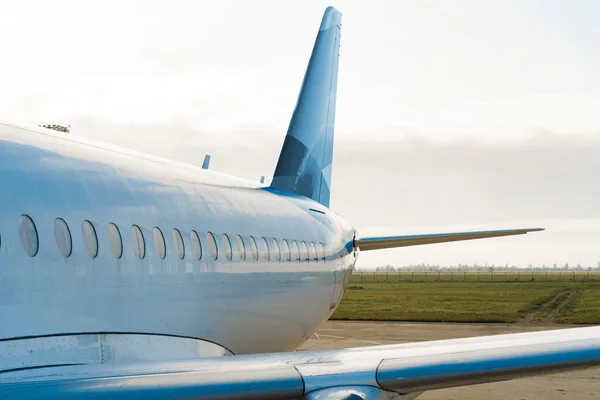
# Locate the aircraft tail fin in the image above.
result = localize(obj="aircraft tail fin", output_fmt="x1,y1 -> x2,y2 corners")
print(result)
271,7 -> 342,207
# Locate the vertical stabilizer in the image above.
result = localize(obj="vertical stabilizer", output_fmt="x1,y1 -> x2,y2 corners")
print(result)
271,7 -> 342,207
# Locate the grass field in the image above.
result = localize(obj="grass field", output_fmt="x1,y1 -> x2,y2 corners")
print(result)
331,275 -> 600,324
558,289 -> 600,324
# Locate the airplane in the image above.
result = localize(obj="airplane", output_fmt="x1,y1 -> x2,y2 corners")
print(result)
1,6 -> 599,400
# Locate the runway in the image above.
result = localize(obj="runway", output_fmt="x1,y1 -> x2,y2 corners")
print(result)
298,321 -> 600,399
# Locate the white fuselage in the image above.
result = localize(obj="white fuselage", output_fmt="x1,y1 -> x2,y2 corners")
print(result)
0,122 -> 356,366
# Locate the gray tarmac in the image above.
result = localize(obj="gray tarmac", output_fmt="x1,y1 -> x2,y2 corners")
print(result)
298,321 -> 600,400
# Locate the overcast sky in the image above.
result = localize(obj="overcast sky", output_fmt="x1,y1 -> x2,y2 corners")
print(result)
1,1 -> 599,268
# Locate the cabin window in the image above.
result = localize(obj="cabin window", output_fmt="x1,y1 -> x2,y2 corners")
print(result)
190,230 -> 202,260
249,236 -> 259,261
318,242 -> 326,261
18,214 -> 39,257
310,242 -> 318,262
292,240 -> 300,261
207,232 -> 218,260
173,229 -> 185,260
282,239 -> 291,262
301,241 -> 309,262
82,220 -> 99,258
108,222 -> 123,259
261,237 -> 270,261
272,238 -> 281,261
153,227 -> 166,259
54,218 -> 72,258
131,225 -> 146,259
235,235 -> 246,261
222,233 -> 232,261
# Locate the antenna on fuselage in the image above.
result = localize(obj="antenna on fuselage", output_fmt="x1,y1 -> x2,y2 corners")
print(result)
260,176 -> 265,184
202,154 -> 211,169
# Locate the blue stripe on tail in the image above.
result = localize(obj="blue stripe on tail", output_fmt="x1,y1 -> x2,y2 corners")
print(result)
271,7 -> 341,208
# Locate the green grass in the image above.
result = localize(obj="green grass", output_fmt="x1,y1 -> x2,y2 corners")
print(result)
331,280 -> 598,323
558,285 -> 600,324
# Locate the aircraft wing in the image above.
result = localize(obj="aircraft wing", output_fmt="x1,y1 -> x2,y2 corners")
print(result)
3,326 -> 600,399
355,228 -> 544,251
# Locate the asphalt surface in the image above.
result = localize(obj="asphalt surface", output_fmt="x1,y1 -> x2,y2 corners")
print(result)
298,321 -> 600,399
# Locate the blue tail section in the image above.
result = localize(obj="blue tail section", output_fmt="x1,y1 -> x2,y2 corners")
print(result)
271,7 -> 342,208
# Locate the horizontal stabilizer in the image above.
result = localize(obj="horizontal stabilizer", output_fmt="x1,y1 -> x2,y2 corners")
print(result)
355,228 -> 544,251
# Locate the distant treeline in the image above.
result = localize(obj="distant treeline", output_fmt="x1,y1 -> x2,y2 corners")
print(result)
358,263 -> 600,272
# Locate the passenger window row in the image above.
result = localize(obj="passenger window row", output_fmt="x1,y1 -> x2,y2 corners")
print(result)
15,214 -> 329,263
